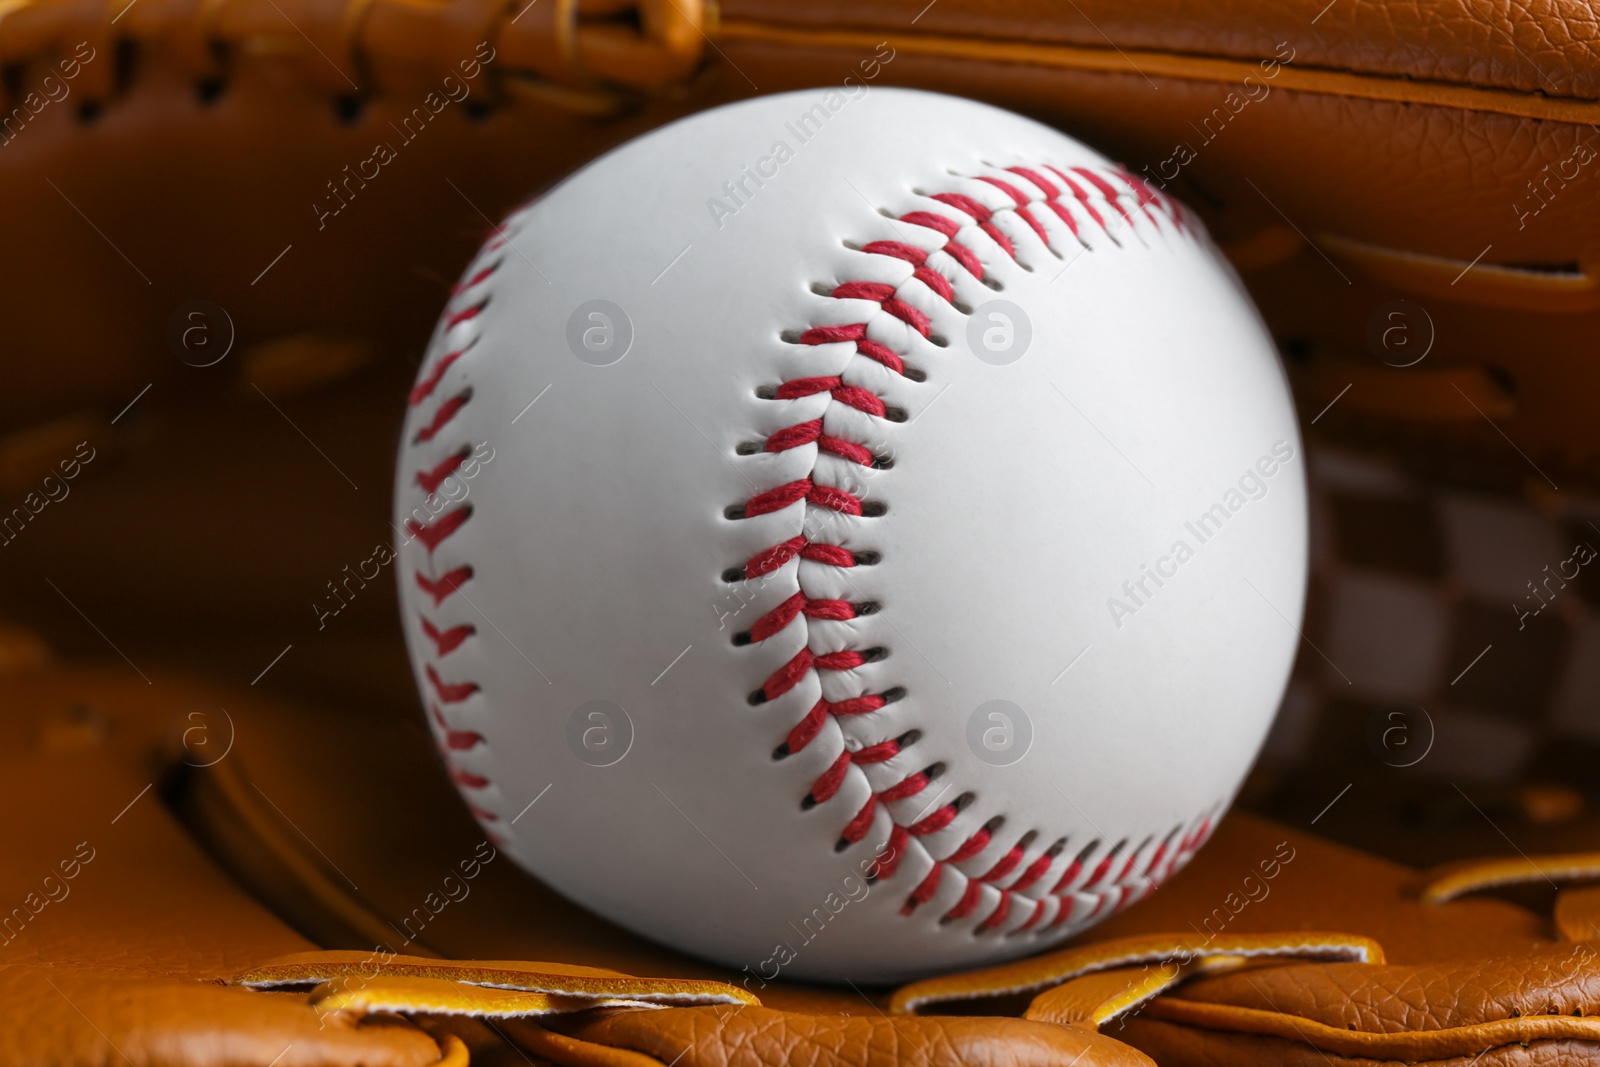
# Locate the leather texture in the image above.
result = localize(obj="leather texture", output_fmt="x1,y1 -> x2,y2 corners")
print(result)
392,87 -> 1305,981
0,650 -> 1149,1066
6,0 -> 1600,642
8,644 -> 1600,1065
4,0 -> 1600,1061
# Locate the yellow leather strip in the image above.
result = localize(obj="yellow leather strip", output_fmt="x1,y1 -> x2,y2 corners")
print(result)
1144,996 -> 1600,1058
1023,964 -> 1190,1028
715,21 -> 1600,124
313,975 -> 661,1016
1423,854 -> 1600,904
890,932 -> 1382,1014
1025,955 -> 1263,1029
235,950 -> 760,1006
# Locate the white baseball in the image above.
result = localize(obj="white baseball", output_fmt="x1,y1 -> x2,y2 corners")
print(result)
395,88 -> 1306,984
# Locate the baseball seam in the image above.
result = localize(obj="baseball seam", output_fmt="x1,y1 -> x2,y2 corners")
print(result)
400,162 -> 1222,943
722,163 -> 1216,936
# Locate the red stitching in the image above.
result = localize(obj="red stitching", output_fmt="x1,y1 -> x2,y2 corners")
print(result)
415,391 -> 471,444
426,663 -> 479,703
405,169 -> 1204,938
402,231 -> 517,800
415,566 -> 472,606
416,447 -> 470,494
410,347 -> 468,407
728,163 -> 1195,935
407,505 -> 473,552
421,617 -> 475,655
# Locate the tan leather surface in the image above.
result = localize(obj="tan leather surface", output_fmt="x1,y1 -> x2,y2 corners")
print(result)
8,644 -> 1600,1066
1079,812 -> 1552,965
0,666 -> 311,978
719,0 -> 1600,100
1115,943 -> 1600,1064
0,967 -> 457,1067
0,656 -> 1150,1066
0,662 -> 464,1065
530,1005 -> 1157,1067
0,0 -> 1599,526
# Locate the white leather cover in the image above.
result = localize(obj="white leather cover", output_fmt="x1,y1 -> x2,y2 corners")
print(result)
394,88 -> 1307,984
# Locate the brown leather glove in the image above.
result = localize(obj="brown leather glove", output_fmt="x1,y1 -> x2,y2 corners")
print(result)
4,0 -> 1600,651
0,647 -> 1151,1067
10,639 -> 1600,1067
893,815 -> 1600,1065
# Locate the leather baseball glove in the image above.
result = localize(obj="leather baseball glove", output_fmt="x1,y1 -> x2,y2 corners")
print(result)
4,641 -> 1600,1065
5,0 -> 1600,1064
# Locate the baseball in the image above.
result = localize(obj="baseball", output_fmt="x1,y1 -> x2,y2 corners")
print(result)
395,88 -> 1306,984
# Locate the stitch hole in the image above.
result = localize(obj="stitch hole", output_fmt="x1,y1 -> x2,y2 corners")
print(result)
860,501 -> 888,518
334,95 -> 365,125
923,762 -> 947,781
779,329 -> 806,344
842,239 -> 863,251
772,743 -> 790,760
952,791 -> 976,811
883,406 -> 910,424
811,282 -> 836,297
879,685 -> 907,704
731,630 -> 752,647
902,366 -> 928,383
859,646 -> 889,663
853,550 -> 882,567
852,600 -> 881,616
76,100 -> 103,125
755,384 -> 779,400
870,453 -> 895,470
724,504 -> 748,520
983,276 -> 1005,291
196,78 -> 225,106
1044,837 -> 1068,858
896,729 -> 922,748
747,688 -> 768,706
926,335 -> 950,349
735,441 -> 764,456
721,566 -> 747,583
